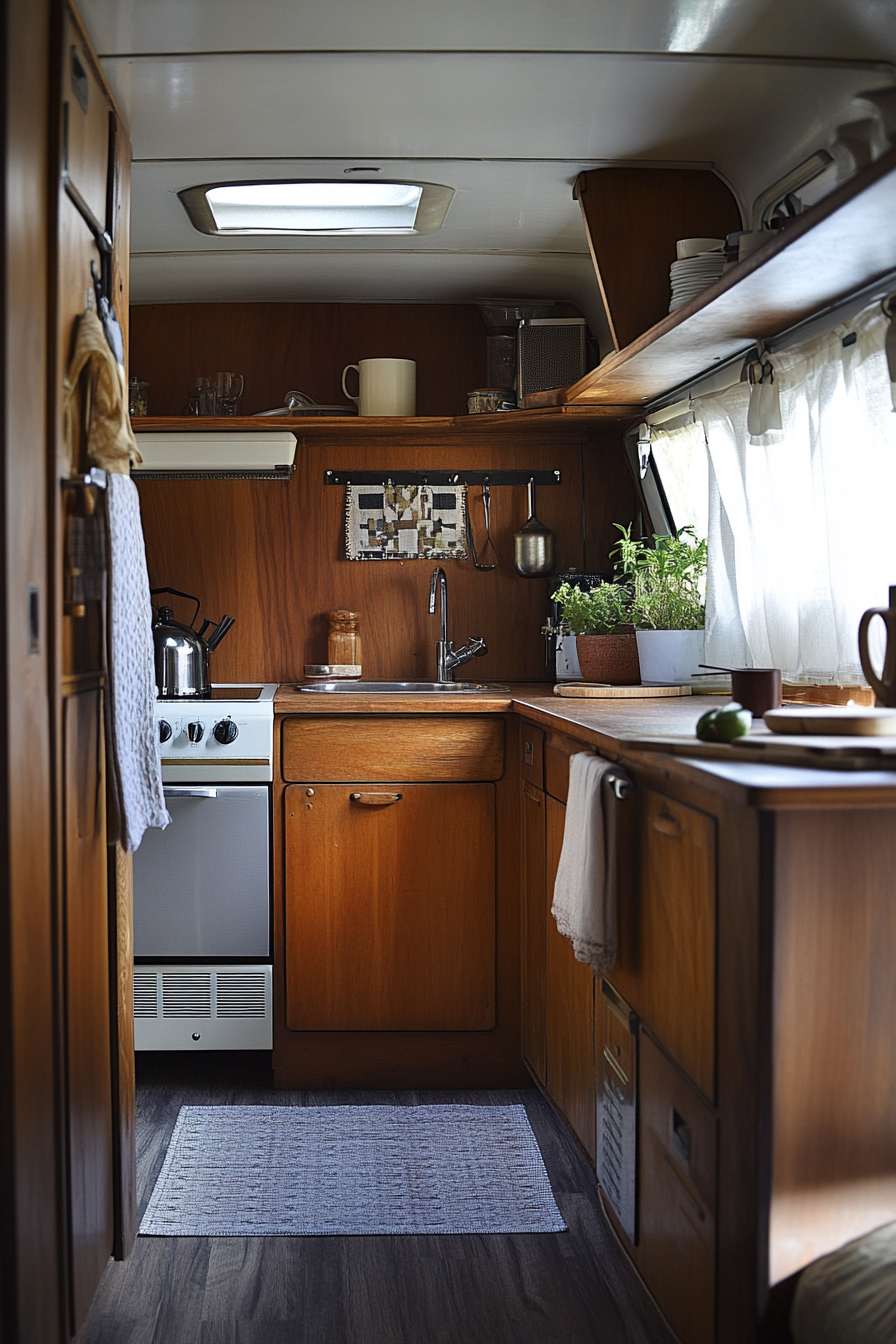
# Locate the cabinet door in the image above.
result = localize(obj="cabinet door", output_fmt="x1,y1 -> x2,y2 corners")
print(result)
611,788 -> 716,1100
521,781 -> 547,1084
63,688 -> 113,1331
639,1032 -> 717,1344
285,783 -> 495,1031
544,794 -> 596,1160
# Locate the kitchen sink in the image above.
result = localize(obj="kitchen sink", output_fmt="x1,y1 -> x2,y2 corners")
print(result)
298,681 -> 503,694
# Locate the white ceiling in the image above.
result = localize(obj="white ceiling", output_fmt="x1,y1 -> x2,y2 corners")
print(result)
78,0 -> 896,318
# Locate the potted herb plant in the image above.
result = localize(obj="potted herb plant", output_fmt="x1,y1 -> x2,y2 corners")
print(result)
550,580 -> 640,684
612,523 -> 707,684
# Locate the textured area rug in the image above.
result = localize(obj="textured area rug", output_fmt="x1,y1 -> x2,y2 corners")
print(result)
139,1103 -> 567,1237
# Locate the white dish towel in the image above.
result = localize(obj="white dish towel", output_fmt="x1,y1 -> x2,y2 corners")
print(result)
105,473 -> 170,852
551,752 -> 628,975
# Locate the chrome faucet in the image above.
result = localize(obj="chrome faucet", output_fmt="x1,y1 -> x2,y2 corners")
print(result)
428,566 -> 489,682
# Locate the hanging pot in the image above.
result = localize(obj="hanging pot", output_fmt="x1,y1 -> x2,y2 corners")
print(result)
514,480 -> 556,577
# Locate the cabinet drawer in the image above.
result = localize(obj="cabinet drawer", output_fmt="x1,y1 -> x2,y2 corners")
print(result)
639,1032 -> 717,1344
520,724 -> 544,790
281,715 -> 505,782
544,729 -> 591,803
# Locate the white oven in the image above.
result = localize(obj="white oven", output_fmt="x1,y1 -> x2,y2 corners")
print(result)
133,684 -> 276,1051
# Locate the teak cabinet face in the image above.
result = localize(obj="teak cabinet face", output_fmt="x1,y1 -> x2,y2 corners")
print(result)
284,783 -> 496,1032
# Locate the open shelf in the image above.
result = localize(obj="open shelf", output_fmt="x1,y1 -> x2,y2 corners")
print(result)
134,401 -> 642,438
526,145 -> 896,410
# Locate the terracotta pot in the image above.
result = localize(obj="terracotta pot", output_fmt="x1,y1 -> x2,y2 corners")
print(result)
575,633 -> 640,685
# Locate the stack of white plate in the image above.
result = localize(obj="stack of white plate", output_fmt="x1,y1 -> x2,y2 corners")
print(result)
668,237 -> 726,313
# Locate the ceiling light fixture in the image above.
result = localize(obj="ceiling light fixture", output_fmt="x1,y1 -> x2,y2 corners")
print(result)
178,179 -> 454,236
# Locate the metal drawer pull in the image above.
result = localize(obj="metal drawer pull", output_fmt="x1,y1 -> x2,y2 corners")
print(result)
164,787 -> 218,798
652,809 -> 682,837
607,773 -> 632,800
349,792 -> 402,806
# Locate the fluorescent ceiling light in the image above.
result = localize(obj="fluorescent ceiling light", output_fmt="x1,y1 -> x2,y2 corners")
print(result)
179,179 -> 454,236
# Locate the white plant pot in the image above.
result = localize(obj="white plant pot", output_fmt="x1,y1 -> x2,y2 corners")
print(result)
635,629 -> 705,685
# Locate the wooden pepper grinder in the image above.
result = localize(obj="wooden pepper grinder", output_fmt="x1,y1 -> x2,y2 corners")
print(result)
327,609 -> 362,673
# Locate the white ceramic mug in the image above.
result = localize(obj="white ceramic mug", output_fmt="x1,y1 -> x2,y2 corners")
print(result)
342,358 -> 416,416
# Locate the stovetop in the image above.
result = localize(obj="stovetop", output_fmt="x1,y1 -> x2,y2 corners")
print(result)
155,683 -> 277,784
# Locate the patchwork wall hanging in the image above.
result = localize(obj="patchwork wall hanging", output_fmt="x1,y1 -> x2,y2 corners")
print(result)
345,484 -> 467,561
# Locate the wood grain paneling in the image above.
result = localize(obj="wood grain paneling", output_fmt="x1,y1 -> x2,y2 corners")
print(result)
63,687 -> 113,1331
521,782 -> 547,1085
129,303 -> 488,418
137,434 -> 606,684
544,794 -> 596,1160
1,0 -> 63,1339
639,1032 -> 717,1344
574,168 -> 742,353
770,809 -> 896,1276
282,714 -> 504,782
110,844 -> 136,1261
284,782 -> 495,1031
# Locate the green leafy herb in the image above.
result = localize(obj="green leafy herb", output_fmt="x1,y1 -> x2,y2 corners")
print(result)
550,581 -> 633,636
612,524 -> 707,631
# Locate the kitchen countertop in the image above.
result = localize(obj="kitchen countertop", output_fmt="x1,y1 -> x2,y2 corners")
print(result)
274,682 -> 896,806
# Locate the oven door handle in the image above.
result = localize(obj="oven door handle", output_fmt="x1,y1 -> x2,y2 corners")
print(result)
164,787 -> 219,798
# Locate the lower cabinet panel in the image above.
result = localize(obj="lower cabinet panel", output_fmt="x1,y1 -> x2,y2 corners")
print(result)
639,1032 -> 717,1344
544,794 -> 596,1161
521,782 -> 547,1084
284,782 -> 496,1031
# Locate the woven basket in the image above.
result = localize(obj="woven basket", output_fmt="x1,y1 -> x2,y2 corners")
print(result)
575,634 -> 640,686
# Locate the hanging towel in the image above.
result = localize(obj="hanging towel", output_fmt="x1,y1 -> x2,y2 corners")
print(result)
103,473 -> 169,852
551,753 -> 628,975
64,308 -> 168,852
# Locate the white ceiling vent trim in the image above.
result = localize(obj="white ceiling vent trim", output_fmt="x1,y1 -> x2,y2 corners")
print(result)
132,431 -> 296,480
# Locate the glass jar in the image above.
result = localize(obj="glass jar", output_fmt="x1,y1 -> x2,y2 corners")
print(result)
128,378 -> 150,417
327,610 -> 361,670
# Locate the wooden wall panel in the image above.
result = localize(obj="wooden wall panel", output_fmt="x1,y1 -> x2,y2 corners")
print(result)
129,302 -> 489,418
1,0 -> 63,1340
137,434 -> 604,684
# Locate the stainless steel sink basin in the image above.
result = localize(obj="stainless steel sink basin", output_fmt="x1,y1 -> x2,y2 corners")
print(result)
299,681 -> 494,694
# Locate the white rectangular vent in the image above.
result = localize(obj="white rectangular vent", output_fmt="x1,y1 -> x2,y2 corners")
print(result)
133,964 -> 273,1051
133,971 -> 159,1018
216,972 -> 267,1017
162,972 -> 212,1018
132,432 -> 296,479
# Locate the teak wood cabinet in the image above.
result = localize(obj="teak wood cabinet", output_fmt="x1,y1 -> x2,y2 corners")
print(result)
273,712 -> 527,1091
516,710 -> 896,1344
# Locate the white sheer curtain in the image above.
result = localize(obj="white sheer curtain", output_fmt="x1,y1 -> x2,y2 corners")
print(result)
692,300 -> 896,682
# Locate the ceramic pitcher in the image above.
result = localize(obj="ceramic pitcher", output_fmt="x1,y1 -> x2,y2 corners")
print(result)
859,586 -> 896,706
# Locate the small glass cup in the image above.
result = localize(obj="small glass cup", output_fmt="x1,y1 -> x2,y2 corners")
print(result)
128,378 -> 149,417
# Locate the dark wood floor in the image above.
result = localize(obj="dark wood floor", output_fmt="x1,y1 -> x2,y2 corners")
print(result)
76,1053 -> 676,1344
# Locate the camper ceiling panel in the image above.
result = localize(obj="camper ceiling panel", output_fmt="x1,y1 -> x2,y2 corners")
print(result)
80,0 -> 896,63
104,54 -> 884,216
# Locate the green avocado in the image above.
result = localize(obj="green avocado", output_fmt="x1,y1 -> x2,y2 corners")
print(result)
696,702 -> 752,743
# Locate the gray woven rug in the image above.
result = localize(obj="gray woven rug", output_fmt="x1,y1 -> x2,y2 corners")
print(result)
140,1103 -> 567,1237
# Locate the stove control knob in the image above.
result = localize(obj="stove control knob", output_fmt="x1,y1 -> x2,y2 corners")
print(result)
187,721 -> 205,744
213,718 -> 238,745
158,719 -> 172,744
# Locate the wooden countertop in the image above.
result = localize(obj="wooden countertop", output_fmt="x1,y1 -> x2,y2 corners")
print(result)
275,683 -> 896,807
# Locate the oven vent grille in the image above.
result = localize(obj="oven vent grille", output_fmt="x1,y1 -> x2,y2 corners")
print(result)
134,971 -> 159,1018
216,973 -> 267,1017
134,969 -> 269,1020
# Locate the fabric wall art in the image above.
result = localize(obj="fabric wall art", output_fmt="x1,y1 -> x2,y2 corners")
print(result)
345,484 -> 467,561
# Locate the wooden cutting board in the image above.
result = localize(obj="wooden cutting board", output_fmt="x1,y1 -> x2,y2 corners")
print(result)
765,707 -> 896,736
554,682 -> 692,699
